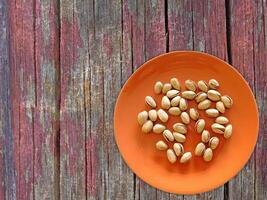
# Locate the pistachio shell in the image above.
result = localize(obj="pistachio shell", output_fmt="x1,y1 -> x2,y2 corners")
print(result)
198,99 -> 211,110
198,80 -> 209,92
173,143 -> 184,156
195,92 -> 208,103
167,149 -> 177,163
195,119 -> 205,133
185,80 -> 197,91
145,96 -> 157,108
154,81 -> 163,94
161,96 -> 171,109
171,96 -> 181,107
163,129 -> 175,142
148,109 -> 157,121
180,152 -> 192,163
179,98 -> 188,111
170,78 -> 181,90
181,112 -> 190,124
221,95 -> 233,108
224,124 -> 233,139
166,89 -> 179,98
173,132 -> 186,143
215,116 -> 229,124
203,148 -> 213,162
141,120 -> 153,133
137,111 -> 148,125
189,108 -> 199,121
157,109 -> 169,123
211,123 -> 225,134
152,124 -> 166,134
216,101 -> 226,113
173,123 -> 187,134
181,91 -> 196,100
209,79 -> 220,89
206,109 -> 219,117
207,90 -> 221,101
168,107 -> 181,116
201,130 -> 211,143
195,142 -> 206,156
156,140 -> 168,150
162,83 -> 172,94
209,137 -> 219,150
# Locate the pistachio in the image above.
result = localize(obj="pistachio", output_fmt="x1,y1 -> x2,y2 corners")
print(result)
185,80 -> 197,91
211,123 -> 225,134
179,98 -> 188,111
215,116 -> 229,124
195,92 -> 208,103
209,137 -> 219,150
168,107 -> 181,116
163,130 -> 175,142
209,79 -> 220,89
181,91 -> 196,100
167,149 -> 177,163
173,123 -> 187,134
224,124 -> 233,139
195,142 -> 206,156
171,96 -> 181,107
201,130 -> 211,143
180,152 -> 192,163
207,90 -> 221,101
157,109 -> 169,123
145,96 -> 157,108
203,148 -> 213,162
153,124 -> 166,134
167,89 -> 179,99
189,108 -> 199,121
198,99 -> 211,110
195,119 -> 205,133
181,112 -> 190,124
173,143 -> 184,156
154,81 -> 163,94
161,96 -> 171,109
137,111 -> 148,125
206,109 -> 219,117
198,80 -> 209,92
216,101 -> 226,113
141,120 -> 153,133
221,95 -> 233,108
148,109 -> 157,121
156,140 -> 168,150
170,78 -> 181,90
162,83 -> 172,94
173,132 -> 186,143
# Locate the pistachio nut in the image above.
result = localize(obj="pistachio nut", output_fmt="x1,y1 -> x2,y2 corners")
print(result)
179,98 -> 188,111
195,92 -> 208,103
141,120 -> 153,133
154,81 -> 163,94
173,143 -> 184,156
215,116 -> 229,124
157,109 -> 169,123
195,119 -> 205,133
173,123 -> 187,134
162,83 -> 172,94
209,79 -> 220,89
145,96 -> 157,108
185,80 -> 197,91
203,148 -> 213,162
211,123 -> 225,134
197,80 -> 209,92
167,89 -> 180,99
205,109 -> 219,117
209,137 -> 219,150
161,96 -> 171,109
181,91 -> 196,100
180,152 -> 192,163
198,99 -> 211,110
137,111 -> 148,125
189,108 -> 199,121
153,124 -> 166,134
221,95 -> 233,108
156,140 -> 168,150
168,107 -> 181,116
171,96 -> 181,107
167,149 -> 177,163
173,132 -> 186,143
163,129 -> 175,142
224,124 -> 233,139
181,112 -> 190,124
195,142 -> 206,156
216,101 -> 226,113
207,90 -> 221,101
170,78 -> 181,90
148,109 -> 157,121
201,130 -> 211,143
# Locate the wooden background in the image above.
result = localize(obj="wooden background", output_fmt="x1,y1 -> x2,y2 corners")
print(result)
0,0 -> 266,199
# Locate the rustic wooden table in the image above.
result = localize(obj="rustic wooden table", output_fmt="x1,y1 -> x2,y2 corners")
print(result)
0,0 -> 266,199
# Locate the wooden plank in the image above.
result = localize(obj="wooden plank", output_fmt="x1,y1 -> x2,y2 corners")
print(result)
34,0 -> 60,199
0,0 -> 16,199
228,0 -> 256,199
59,0 -> 88,199
9,0 -> 36,199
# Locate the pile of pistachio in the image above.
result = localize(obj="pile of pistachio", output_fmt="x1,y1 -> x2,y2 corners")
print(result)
137,78 -> 233,164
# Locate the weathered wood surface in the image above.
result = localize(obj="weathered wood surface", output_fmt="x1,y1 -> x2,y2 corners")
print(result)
0,0 -> 266,199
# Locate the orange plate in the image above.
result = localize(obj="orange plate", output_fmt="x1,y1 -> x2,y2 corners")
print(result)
114,51 -> 259,194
